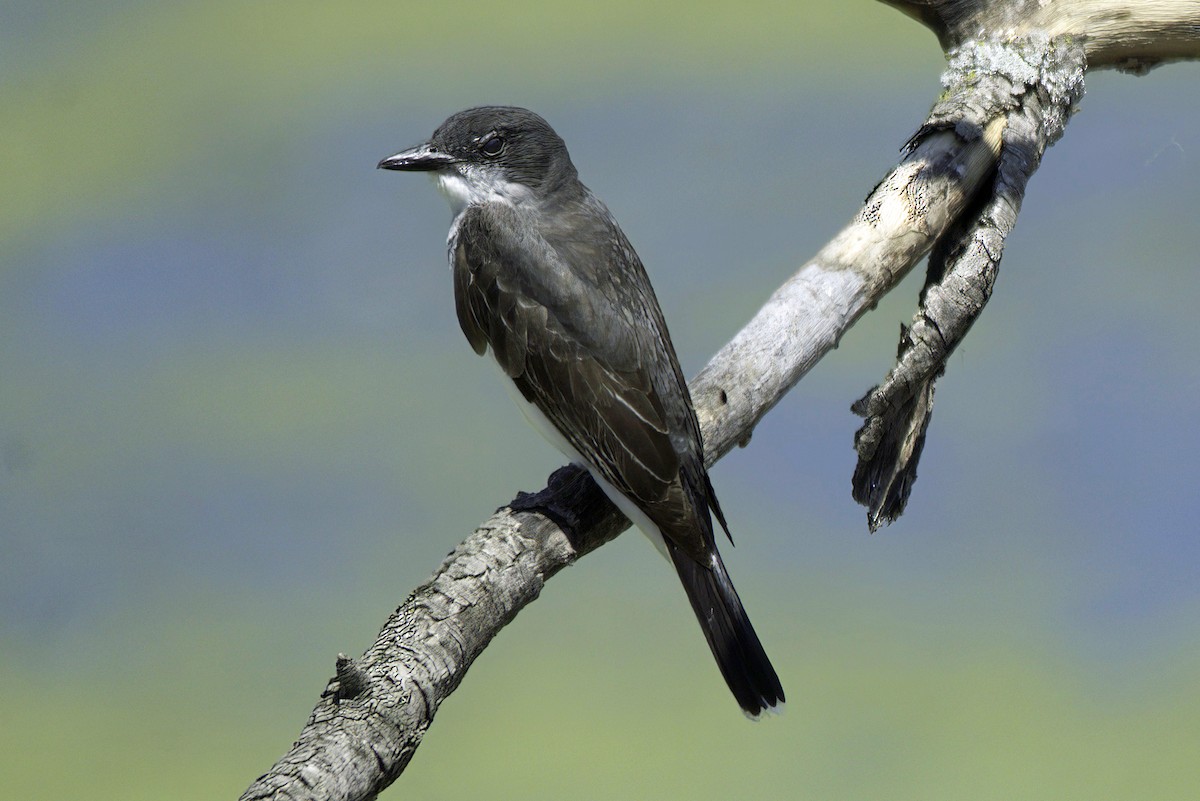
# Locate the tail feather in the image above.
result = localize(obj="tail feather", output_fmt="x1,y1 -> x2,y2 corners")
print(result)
668,542 -> 785,718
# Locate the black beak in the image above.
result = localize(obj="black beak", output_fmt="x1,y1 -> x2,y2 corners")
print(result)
377,142 -> 457,171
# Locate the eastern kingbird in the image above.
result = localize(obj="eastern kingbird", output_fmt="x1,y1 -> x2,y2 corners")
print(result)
379,106 -> 784,718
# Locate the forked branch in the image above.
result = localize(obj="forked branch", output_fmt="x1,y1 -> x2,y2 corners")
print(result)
242,2 -> 1197,798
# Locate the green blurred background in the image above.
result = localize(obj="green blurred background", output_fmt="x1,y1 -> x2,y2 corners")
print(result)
3,2 -> 1199,798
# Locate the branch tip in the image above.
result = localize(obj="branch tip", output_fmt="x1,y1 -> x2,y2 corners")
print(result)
331,653 -> 371,701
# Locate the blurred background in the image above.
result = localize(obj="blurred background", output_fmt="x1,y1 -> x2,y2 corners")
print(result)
3,2 -> 1199,798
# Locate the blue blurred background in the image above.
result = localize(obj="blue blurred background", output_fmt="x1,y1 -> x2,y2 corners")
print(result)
3,2 -> 1198,798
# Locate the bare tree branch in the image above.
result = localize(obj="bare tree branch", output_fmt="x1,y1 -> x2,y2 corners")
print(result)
881,0 -> 1200,71
242,2 -> 1199,798
241,468 -> 623,801
852,35 -> 1085,528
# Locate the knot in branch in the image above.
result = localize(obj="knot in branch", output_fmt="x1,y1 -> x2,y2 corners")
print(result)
919,35 -> 1086,150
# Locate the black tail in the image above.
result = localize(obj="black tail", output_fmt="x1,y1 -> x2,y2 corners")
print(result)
668,542 -> 785,718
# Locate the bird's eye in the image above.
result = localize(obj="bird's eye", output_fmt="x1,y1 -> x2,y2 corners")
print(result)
479,135 -> 505,157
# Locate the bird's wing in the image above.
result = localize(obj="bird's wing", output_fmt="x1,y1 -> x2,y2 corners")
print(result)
452,203 -> 711,561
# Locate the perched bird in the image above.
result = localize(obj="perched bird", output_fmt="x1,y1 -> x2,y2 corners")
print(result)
379,106 -> 783,717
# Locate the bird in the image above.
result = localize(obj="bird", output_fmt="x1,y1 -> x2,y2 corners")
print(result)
379,106 -> 784,718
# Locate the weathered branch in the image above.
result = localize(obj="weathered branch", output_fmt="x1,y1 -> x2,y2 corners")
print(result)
689,126 -> 1002,459
241,467 -> 624,801
243,2 -> 1197,799
852,35 -> 1086,528
881,0 -> 1200,71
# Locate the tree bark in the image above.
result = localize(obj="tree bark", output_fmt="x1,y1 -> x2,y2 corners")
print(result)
882,0 -> 1200,71
242,1 -> 1200,798
851,34 -> 1086,527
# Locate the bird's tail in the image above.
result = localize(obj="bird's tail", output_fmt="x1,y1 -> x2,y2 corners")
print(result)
668,543 -> 785,719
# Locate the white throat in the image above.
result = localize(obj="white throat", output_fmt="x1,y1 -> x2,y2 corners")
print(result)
435,164 -> 534,217
438,164 -> 537,257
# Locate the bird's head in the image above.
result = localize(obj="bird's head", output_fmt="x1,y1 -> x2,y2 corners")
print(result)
378,106 -> 578,212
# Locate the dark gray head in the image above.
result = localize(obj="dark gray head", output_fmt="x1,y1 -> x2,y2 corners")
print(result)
378,106 -> 579,208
